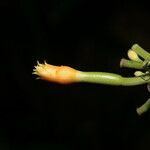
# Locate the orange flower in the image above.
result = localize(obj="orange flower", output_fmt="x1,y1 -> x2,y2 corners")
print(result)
33,61 -> 79,84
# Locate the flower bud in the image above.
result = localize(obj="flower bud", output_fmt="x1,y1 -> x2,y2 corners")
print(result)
127,50 -> 142,62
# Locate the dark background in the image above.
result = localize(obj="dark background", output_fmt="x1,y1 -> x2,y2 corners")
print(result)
1,0 -> 150,149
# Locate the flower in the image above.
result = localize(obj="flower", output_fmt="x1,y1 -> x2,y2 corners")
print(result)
33,61 -> 79,84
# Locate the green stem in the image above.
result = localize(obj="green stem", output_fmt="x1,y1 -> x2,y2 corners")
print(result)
78,71 -> 150,86
132,44 -> 150,60
120,58 -> 144,69
136,98 -> 150,115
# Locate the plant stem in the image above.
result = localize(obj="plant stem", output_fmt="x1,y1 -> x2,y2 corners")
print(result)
136,98 -> 150,115
78,72 -> 150,86
132,44 -> 150,60
120,58 -> 144,69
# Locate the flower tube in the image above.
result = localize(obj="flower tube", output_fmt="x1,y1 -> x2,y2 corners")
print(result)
33,62 -> 150,86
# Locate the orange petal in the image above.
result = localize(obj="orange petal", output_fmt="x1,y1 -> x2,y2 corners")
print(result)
33,62 -> 79,84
